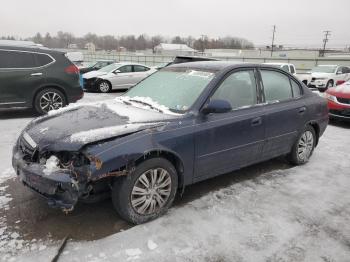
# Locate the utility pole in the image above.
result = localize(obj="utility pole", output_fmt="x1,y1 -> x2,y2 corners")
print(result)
270,25 -> 276,57
200,34 -> 207,54
321,30 -> 331,57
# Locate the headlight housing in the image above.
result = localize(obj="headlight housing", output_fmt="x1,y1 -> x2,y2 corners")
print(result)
324,93 -> 337,103
40,151 -> 90,169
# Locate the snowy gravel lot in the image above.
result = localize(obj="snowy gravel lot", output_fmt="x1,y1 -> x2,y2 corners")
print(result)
0,92 -> 350,262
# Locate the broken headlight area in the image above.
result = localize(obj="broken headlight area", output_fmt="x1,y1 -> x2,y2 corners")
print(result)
38,151 -> 92,182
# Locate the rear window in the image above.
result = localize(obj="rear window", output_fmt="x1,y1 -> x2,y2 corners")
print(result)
0,50 -> 37,69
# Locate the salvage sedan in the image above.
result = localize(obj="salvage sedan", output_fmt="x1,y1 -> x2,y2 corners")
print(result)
12,62 -> 329,224
83,62 -> 156,92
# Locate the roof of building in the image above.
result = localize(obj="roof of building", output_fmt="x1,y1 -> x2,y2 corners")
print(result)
156,43 -> 195,52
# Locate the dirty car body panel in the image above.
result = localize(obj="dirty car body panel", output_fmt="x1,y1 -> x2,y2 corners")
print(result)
12,62 -> 328,211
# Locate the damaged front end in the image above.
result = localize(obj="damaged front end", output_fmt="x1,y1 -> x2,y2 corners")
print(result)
12,132 -> 95,213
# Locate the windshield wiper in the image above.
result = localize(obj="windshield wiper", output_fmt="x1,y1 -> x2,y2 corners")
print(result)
129,99 -> 164,113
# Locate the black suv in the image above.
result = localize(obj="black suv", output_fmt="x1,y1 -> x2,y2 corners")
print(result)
0,44 -> 84,114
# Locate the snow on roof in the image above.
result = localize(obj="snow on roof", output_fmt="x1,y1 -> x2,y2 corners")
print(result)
156,43 -> 195,52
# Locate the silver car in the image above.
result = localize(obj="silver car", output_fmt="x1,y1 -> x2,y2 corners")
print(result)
83,62 -> 157,92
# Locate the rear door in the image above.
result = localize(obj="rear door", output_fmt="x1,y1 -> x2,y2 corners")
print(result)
132,65 -> 152,84
258,68 -> 306,160
194,68 -> 265,180
0,49 -> 46,106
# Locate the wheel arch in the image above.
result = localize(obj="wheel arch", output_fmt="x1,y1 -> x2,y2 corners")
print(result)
32,84 -> 68,108
97,78 -> 112,88
306,121 -> 320,146
134,149 -> 185,189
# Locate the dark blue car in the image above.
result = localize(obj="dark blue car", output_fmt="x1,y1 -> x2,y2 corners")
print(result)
12,61 -> 328,224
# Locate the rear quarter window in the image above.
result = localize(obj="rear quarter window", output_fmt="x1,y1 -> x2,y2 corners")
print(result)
35,53 -> 54,67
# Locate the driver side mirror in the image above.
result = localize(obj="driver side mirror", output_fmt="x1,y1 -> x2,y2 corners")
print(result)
201,99 -> 232,114
336,71 -> 343,75
114,70 -> 121,74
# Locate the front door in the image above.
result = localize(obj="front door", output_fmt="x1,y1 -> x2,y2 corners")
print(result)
194,69 -> 265,181
111,65 -> 134,89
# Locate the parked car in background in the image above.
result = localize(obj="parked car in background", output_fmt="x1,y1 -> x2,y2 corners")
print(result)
263,63 -> 297,76
155,55 -> 219,69
83,62 -> 156,92
324,80 -> 350,121
79,59 -> 115,74
0,43 -> 83,114
13,62 -> 328,224
308,65 -> 350,91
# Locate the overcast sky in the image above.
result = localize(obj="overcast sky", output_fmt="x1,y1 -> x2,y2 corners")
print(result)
1,0 -> 349,48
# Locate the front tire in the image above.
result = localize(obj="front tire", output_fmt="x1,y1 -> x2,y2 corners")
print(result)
287,125 -> 316,165
34,88 -> 67,115
98,80 -> 111,93
112,158 -> 178,224
326,80 -> 334,89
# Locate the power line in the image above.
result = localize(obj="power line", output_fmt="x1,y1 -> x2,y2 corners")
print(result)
270,25 -> 276,57
321,30 -> 331,57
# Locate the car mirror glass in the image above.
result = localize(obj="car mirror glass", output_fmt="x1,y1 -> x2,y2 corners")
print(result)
201,99 -> 232,114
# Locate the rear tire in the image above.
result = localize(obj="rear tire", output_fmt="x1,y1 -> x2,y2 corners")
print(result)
112,158 -> 178,224
287,125 -> 316,165
34,88 -> 67,115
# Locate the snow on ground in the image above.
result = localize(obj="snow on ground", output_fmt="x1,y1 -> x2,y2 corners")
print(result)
1,92 -> 350,261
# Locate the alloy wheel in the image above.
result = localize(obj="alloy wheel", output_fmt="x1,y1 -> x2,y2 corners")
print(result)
131,168 -> 172,215
297,130 -> 314,162
99,82 -> 110,92
39,92 -> 63,113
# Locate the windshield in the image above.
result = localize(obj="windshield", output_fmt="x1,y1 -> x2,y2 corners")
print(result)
124,67 -> 215,112
98,63 -> 121,73
311,66 -> 337,73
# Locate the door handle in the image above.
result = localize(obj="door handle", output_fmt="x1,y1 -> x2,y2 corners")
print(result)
298,107 -> 306,114
31,73 -> 43,76
251,117 -> 262,127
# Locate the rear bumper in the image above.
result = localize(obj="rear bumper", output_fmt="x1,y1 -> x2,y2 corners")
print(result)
12,150 -> 80,210
67,85 -> 84,103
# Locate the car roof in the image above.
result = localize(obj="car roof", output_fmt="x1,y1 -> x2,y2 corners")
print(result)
168,60 -> 266,71
0,44 -> 64,54
112,62 -> 149,67
264,62 -> 292,66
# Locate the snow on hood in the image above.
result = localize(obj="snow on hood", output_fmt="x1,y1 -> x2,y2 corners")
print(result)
26,98 -> 180,151
70,123 -> 155,143
82,70 -> 107,79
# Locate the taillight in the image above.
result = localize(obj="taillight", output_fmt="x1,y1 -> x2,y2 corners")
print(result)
336,80 -> 345,86
65,64 -> 79,74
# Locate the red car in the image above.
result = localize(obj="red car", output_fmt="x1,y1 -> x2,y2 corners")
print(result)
325,81 -> 350,121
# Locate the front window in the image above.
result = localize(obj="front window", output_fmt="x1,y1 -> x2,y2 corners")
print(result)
211,70 -> 257,110
311,65 -> 337,73
124,67 -> 215,112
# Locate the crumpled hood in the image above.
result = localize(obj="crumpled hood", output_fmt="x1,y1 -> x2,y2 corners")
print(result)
83,71 -> 108,79
24,100 -> 179,152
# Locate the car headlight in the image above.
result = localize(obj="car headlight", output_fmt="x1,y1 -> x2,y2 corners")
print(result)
324,93 -> 337,103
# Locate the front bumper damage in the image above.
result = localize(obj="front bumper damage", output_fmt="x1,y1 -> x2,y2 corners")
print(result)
12,150 -> 86,212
